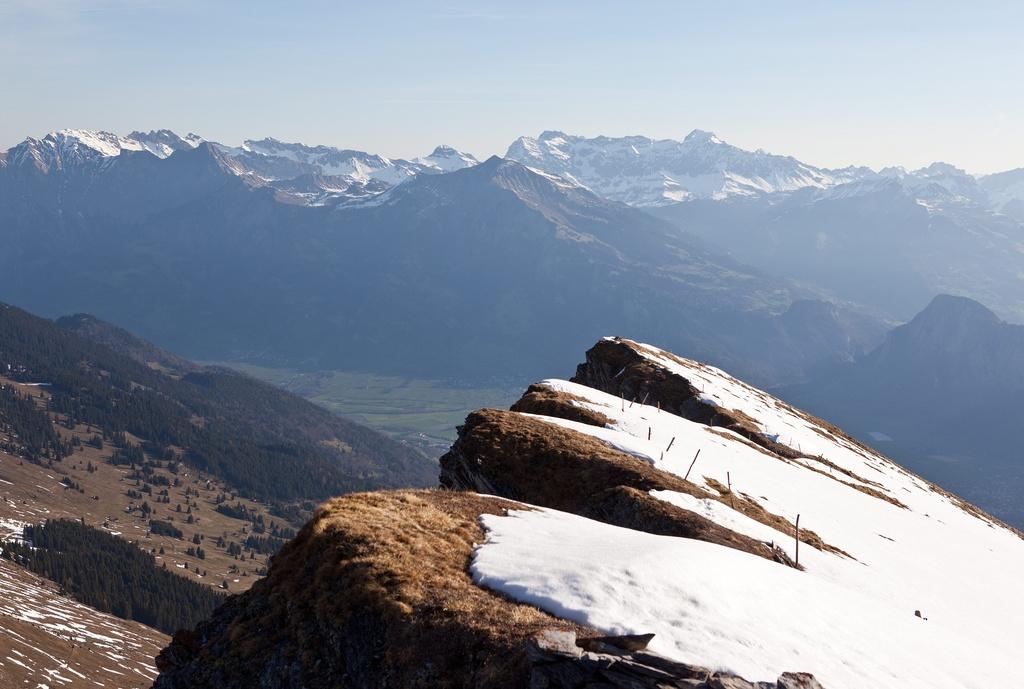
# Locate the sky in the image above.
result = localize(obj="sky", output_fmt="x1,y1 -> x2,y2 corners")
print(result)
2,0 -> 1023,174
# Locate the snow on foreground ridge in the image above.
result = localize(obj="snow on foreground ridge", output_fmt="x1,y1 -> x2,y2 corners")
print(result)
472,508 -> 1005,689
470,338 -> 1023,689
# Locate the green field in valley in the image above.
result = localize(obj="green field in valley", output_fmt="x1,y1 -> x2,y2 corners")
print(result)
214,363 -> 520,458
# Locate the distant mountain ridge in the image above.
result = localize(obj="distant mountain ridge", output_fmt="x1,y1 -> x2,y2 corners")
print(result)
6,124 -> 1022,379
779,294 -> 1024,527
3,129 -> 203,172
1,128 -> 478,207
504,129 -> 1024,212
651,169 -> 1024,323
5,127 -> 1024,213
0,140 -> 886,387
505,129 -> 866,205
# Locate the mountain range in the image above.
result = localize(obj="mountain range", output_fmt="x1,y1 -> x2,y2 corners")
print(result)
501,130 -> 1024,322
5,127 -> 1022,328
504,129 -> 868,205
650,168 -> 1024,322
0,130 -> 886,387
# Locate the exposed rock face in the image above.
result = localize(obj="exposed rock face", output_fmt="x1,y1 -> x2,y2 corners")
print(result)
573,338 -> 803,459
528,630 -> 825,688
440,408 -> 808,566
152,490 -> 819,689
511,383 -> 614,427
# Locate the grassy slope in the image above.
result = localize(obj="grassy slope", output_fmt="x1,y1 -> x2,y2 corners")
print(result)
0,381 -> 276,594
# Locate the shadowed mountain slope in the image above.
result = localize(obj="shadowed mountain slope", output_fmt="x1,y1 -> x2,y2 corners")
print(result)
779,295 -> 1024,526
0,145 -> 882,387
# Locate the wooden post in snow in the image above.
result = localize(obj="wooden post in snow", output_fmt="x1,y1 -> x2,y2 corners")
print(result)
683,449 -> 701,481
727,471 -> 734,509
795,514 -> 801,568
640,392 -> 649,406
666,437 -> 675,452
648,427 -> 651,440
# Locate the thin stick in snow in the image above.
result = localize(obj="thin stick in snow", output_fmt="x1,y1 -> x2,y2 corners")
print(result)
629,396 -> 635,409
647,427 -> 651,441
683,449 -> 701,481
640,392 -> 649,406
665,437 -> 675,452
727,471 -> 734,509
795,514 -> 801,568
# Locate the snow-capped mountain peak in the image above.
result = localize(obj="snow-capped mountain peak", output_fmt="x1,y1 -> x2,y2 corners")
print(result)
4,129 -> 203,173
222,138 -> 423,186
125,129 -> 204,158
864,161 -> 987,208
504,129 -> 857,205
682,128 -> 724,145
415,145 -> 479,172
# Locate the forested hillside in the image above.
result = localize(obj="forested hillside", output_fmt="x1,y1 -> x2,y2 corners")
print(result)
0,303 -> 435,502
1,520 -> 224,634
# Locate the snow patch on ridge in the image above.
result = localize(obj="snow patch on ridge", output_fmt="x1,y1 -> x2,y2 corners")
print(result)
472,507 -> 1013,689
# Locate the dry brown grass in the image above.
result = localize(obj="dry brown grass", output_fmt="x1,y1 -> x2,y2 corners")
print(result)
0,381 -> 278,593
702,478 -> 848,558
318,438 -> 353,453
0,557 -> 166,689
510,384 -> 613,427
155,490 -> 589,688
441,409 -> 839,562
705,428 -> 906,510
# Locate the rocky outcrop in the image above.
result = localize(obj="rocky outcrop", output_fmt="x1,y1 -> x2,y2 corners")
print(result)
511,383 -> 614,427
529,629 -> 825,688
440,409 -> 809,566
152,490 -> 821,689
573,338 -> 803,459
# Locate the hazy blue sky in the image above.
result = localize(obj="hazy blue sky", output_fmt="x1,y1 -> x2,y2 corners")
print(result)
2,1 -> 1022,173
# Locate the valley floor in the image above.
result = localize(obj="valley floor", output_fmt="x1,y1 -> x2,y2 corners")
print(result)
216,363 -> 519,457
